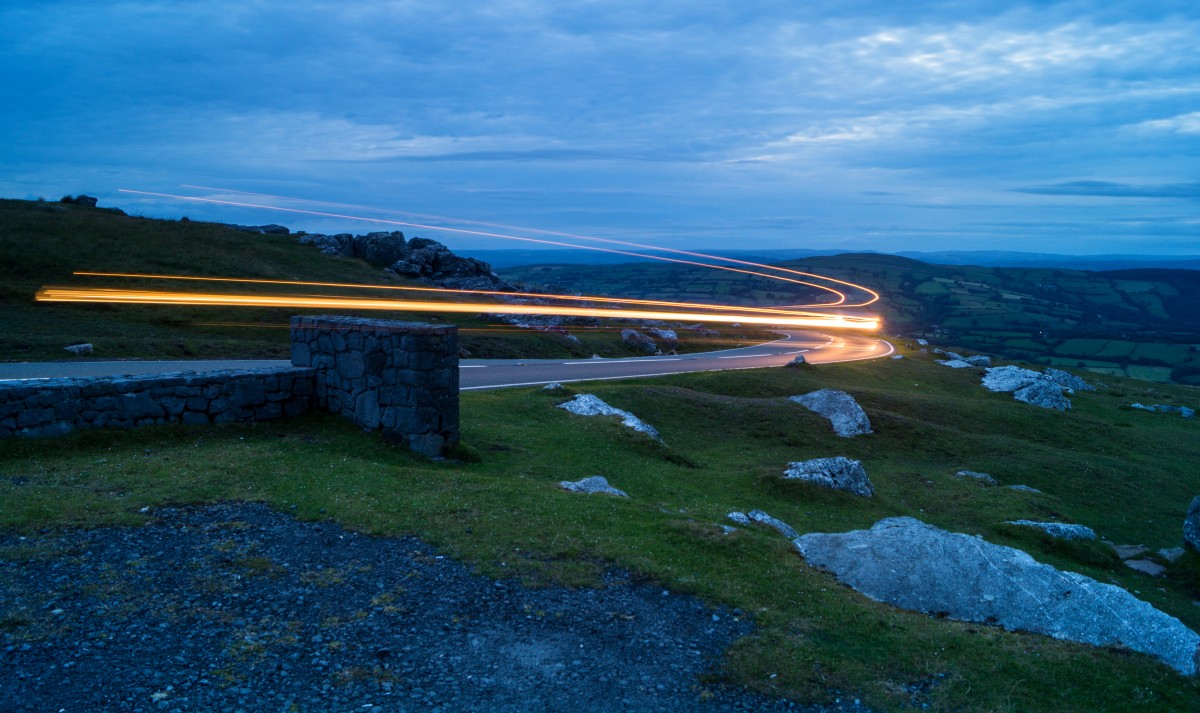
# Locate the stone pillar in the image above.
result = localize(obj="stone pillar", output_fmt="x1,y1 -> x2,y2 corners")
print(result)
290,315 -> 459,457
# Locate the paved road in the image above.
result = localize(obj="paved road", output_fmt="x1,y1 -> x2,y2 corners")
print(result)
0,331 -> 892,390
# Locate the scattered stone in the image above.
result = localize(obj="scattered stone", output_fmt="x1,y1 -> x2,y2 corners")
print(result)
1111,544 -> 1149,560
782,457 -> 874,497
1044,368 -> 1093,393
620,329 -> 658,354
542,382 -> 565,391
1160,548 -> 1187,563
1132,403 -> 1196,419
63,343 -> 94,356
964,355 -> 992,367
558,476 -> 628,498
720,525 -> 738,535
726,511 -> 752,526
1125,559 -> 1167,577
890,354 -> 904,360
955,470 -> 997,485
1006,484 -> 1043,494
1015,379 -> 1072,411
794,517 -> 1200,675
557,394 -> 661,441
1005,520 -> 1097,541
787,354 -> 807,367
1185,496 -> 1200,552
647,328 -> 678,350
788,389 -> 872,437
747,510 -> 801,540
916,339 -> 929,346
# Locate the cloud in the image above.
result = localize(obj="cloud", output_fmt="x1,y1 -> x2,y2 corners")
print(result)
1013,181 -> 1200,200
1133,111 -> 1200,135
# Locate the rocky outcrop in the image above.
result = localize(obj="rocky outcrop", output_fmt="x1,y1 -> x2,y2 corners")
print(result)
794,517 -> 1200,675
788,389 -> 872,437
726,511 -> 752,526
1185,497 -> 1200,552
982,366 -> 1072,411
557,394 -> 661,440
558,476 -> 628,497
621,329 -> 658,354
296,230 -> 510,291
1005,520 -> 1097,541
647,328 -> 679,351
936,351 -> 991,368
782,457 -> 874,497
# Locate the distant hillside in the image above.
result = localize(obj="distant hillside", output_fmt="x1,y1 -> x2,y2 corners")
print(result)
502,254 -> 1200,384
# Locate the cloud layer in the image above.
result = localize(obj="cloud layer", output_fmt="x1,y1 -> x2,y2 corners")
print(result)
2,1 -> 1198,254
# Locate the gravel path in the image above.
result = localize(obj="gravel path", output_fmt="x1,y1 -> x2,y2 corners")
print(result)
0,502 -> 866,712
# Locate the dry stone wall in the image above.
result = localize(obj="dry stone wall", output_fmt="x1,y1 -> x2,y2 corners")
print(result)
0,367 -> 315,438
0,316 -> 460,457
290,315 -> 458,456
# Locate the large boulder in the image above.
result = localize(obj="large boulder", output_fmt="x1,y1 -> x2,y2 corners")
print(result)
557,394 -> 661,440
788,389 -> 872,437
782,457 -> 874,497
982,365 -> 1043,393
794,517 -> 1200,675
1185,496 -> 1200,552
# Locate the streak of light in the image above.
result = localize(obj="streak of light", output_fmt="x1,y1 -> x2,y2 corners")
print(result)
37,287 -> 881,330
181,184 -> 880,306
118,189 -> 852,305
73,271 -> 843,320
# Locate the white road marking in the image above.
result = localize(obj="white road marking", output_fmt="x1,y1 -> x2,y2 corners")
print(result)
562,358 -> 682,365
716,354 -> 766,359
460,365 -> 487,368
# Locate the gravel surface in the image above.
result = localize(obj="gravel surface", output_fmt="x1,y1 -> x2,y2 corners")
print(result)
1,502 -> 868,712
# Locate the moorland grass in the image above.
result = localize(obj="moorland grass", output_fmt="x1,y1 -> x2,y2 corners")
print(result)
2,352 -> 1199,711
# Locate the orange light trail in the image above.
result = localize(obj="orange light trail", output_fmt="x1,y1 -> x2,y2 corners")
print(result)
36,287 -> 881,330
118,189 -> 856,306
71,271 -> 844,320
181,184 -> 881,307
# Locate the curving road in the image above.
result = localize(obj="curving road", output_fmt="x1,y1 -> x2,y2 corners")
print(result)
0,331 -> 893,390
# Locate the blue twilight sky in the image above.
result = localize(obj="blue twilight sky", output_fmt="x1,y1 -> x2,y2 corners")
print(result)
1,0 -> 1198,255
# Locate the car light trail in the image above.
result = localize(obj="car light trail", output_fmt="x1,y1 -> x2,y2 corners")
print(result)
36,287 -> 881,330
72,271 -> 848,320
117,189 -> 860,306
181,185 -> 881,307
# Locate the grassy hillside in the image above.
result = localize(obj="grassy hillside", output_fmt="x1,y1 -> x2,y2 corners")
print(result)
503,255 -> 1200,383
3,350 -> 1199,711
0,199 -> 771,361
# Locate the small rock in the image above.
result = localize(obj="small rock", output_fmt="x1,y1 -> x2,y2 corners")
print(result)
726,512 -> 751,526
1125,559 -> 1167,577
558,476 -> 628,497
1006,484 -> 1042,494
890,354 -> 904,360
542,382 -> 565,391
64,343 -> 94,356
747,510 -> 801,540
1111,544 -> 1149,560
782,457 -> 874,497
788,389 -> 872,437
1159,547 -> 1186,563
916,339 -> 929,346
1005,520 -> 1097,541
956,470 -> 997,486
787,354 -> 807,367
557,394 -> 661,441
